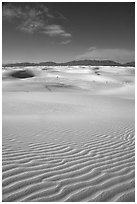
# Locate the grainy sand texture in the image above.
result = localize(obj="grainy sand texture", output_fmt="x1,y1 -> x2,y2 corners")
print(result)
2,65 -> 135,202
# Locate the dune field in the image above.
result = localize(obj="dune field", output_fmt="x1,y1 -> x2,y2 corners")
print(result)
2,65 -> 135,202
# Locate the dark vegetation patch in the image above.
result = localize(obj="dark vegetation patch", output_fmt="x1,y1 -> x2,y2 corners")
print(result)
42,68 -> 48,70
42,67 -> 50,70
95,71 -> 100,75
93,67 -> 100,70
9,69 -> 35,79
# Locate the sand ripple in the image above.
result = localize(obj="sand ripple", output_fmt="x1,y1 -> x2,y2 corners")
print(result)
2,118 -> 135,202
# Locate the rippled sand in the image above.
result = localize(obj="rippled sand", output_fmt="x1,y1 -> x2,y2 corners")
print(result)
2,66 -> 135,202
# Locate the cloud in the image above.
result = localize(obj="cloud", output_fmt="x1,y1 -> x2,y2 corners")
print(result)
2,3 -> 51,21
88,46 -> 97,51
3,4 -> 24,20
18,19 -> 44,33
2,3 -> 72,38
41,24 -> 72,38
55,11 -> 68,21
2,3 -> 50,33
76,48 -> 135,63
61,39 -> 71,45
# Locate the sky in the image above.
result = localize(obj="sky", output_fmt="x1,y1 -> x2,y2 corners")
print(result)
2,2 -> 135,64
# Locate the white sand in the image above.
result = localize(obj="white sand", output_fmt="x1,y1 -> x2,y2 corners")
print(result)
2,66 -> 135,202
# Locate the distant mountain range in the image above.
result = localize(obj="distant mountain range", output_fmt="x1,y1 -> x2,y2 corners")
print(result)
2,60 -> 135,67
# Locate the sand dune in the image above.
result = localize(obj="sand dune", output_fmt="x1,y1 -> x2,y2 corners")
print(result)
2,65 -> 135,202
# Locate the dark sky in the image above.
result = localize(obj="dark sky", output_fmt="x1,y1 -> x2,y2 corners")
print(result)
2,2 -> 135,63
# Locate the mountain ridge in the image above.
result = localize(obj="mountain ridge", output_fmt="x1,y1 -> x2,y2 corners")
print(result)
2,60 -> 135,67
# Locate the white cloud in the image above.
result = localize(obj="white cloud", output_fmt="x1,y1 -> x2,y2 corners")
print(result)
88,46 -> 97,51
41,24 -> 72,38
3,4 -> 51,20
2,3 -> 72,38
3,4 -> 50,33
62,33 -> 72,37
76,48 -> 135,63
3,4 -> 24,19
18,19 -> 44,33
61,39 -> 71,44
55,11 -> 68,21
